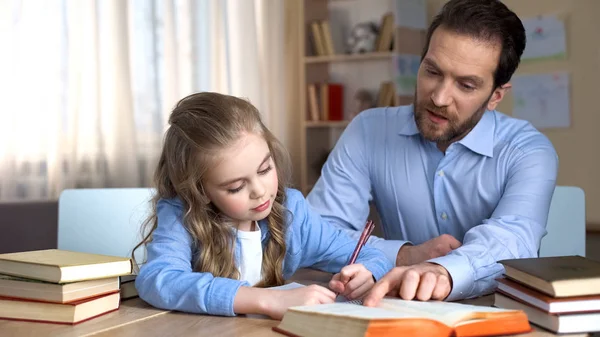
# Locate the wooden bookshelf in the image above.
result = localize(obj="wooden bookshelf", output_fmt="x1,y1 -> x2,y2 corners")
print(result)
304,51 -> 393,64
296,0 -> 425,195
305,120 -> 350,128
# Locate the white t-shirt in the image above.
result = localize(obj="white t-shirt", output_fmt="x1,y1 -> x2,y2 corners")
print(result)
236,223 -> 263,286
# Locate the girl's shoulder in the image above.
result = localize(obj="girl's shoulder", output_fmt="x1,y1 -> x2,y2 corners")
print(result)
282,188 -> 314,227
156,196 -> 185,215
283,188 -> 306,211
158,196 -> 183,207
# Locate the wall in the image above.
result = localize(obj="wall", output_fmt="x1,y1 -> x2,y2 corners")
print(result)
427,0 -> 600,230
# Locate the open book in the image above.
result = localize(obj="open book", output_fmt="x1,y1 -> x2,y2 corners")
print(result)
274,298 -> 531,337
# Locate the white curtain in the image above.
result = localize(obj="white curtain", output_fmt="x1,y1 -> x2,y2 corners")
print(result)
0,0 -> 288,201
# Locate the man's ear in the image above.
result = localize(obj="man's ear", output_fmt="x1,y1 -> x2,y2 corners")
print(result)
487,83 -> 511,111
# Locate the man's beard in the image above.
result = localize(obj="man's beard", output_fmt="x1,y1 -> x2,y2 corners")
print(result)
413,91 -> 489,143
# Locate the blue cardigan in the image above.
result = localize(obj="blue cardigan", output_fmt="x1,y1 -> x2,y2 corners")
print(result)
135,188 -> 392,316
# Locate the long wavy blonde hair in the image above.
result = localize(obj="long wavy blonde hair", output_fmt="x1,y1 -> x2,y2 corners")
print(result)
133,92 -> 291,287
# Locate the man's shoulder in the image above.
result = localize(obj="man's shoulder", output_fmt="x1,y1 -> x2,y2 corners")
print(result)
349,105 -> 415,138
355,105 -> 414,123
492,110 -> 557,156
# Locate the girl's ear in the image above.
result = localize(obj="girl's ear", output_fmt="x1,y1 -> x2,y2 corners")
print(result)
199,184 -> 212,205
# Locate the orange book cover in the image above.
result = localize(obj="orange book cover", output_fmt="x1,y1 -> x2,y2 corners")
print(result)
273,298 -> 530,337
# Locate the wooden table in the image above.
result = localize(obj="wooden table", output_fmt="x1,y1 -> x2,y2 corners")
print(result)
0,269 -> 594,337
0,297 -> 168,337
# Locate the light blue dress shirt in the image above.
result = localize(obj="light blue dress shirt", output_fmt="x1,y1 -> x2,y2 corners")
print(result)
135,188 -> 392,316
307,105 -> 558,301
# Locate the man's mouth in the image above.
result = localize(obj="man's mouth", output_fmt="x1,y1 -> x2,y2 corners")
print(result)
427,109 -> 448,124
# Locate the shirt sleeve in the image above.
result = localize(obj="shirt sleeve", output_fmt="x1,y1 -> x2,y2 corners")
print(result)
288,189 -> 393,281
135,199 -> 248,316
429,140 -> 558,301
306,111 -> 411,265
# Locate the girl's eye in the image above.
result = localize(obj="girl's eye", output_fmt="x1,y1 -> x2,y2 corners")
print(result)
258,166 -> 273,175
227,184 -> 244,194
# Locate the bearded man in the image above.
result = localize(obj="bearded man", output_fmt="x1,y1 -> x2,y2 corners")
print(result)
307,0 -> 558,303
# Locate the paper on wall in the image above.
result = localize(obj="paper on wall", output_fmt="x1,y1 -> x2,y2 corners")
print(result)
512,72 -> 570,129
393,53 -> 421,96
521,14 -> 567,62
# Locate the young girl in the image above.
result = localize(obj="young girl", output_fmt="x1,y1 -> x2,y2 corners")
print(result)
134,92 -> 392,319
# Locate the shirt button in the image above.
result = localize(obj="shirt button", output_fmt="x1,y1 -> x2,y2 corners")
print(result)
441,212 -> 448,220
438,170 -> 445,177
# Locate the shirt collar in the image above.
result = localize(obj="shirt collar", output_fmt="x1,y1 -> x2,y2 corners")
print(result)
457,110 -> 495,158
397,104 -> 420,136
398,105 -> 496,157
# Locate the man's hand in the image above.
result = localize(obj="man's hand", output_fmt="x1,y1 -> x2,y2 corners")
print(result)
396,234 -> 461,266
362,263 -> 452,307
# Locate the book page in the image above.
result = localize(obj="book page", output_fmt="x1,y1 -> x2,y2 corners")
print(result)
290,298 -> 518,326
291,302 -> 425,320
377,298 -> 517,326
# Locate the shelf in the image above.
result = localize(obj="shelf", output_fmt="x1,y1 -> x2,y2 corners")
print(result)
305,120 -> 350,128
304,52 -> 393,64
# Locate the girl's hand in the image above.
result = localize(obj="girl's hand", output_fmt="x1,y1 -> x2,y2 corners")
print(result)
329,263 -> 374,300
262,285 -> 336,320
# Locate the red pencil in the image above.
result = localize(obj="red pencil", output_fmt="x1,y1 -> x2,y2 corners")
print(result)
346,220 -> 375,266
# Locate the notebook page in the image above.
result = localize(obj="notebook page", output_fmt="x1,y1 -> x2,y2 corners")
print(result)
270,282 -> 305,290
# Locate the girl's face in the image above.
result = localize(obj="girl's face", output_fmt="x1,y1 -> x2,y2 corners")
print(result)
202,132 -> 279,231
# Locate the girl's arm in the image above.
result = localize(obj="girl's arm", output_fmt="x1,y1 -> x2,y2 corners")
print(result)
287,189 -> 394,280
135,199 -> 248,316
136,199 -> 336,317
234,285 -> 336,319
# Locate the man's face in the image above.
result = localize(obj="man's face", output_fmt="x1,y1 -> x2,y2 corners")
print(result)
414,27 -> 509,145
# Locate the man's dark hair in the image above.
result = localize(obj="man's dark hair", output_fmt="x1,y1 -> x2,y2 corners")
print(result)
421,0 -> 526,88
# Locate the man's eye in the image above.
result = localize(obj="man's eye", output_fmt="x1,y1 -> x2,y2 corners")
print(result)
426,69 -> 439,76
460,83 -> 475,91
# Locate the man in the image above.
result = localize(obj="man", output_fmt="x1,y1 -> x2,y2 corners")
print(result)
307,0 -> 558,304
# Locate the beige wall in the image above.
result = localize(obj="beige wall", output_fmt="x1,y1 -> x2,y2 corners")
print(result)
427,0 -> 600,230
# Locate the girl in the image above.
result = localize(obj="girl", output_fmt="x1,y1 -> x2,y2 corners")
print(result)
134,92 -> 392,319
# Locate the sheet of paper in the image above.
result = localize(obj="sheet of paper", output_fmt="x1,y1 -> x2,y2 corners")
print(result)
269,282 -> 305,291
521,14 -> 567,61
394,0 -> 427,30
393,54 -> 421,96
512,72 -> 570,129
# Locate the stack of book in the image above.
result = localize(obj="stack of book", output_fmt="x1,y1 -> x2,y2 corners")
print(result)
495,256 -> 600,334
0,249 -> 133,324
